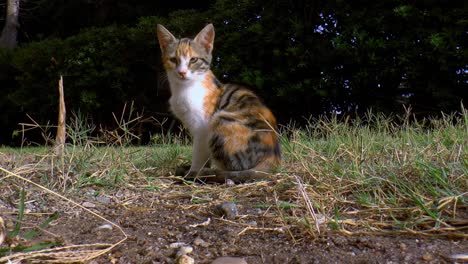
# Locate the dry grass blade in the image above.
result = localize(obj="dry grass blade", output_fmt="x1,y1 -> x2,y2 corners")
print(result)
54,75 -> 66,156
0,217 -> 5,246
294,174 -> 321,234
0,243 -> 113,263
237,226 -> 284,236
446,253 -> 468,262
0,167 -> 128,263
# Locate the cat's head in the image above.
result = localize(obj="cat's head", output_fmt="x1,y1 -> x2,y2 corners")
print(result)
156,24 -> 215,81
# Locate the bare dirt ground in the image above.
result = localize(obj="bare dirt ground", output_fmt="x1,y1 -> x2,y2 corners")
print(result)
0,177 -> 466,264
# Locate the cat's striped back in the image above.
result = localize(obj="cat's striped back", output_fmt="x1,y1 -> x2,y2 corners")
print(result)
209,84 -> 281,171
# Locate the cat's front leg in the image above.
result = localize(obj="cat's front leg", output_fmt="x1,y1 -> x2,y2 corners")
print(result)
175,133 -> 210,176
190,133 -> 210,171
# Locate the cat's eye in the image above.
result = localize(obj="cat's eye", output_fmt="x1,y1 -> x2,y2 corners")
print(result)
189,57 -> 198,64
169,57 -> 177,64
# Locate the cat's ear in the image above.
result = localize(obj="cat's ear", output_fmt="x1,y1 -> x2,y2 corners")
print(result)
194,24 -> 215,54
156,24 -> 177,53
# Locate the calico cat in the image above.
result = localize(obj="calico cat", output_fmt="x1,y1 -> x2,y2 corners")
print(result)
156,24 -> 281,183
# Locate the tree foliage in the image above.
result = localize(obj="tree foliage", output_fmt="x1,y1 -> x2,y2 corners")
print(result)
0,21 -> 163,144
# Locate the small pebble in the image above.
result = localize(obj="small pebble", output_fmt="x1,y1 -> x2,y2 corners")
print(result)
404,255 -> 412,262
226,179 -> 235,185
211,257 -> 248,264
96,196 -> 112,204
176,254 -> 195,264
169,242 -> 187,249
176,246 -> 193,257
399,243 -> 407,251
193,237 -> 210,248
422,253 -> 433,261
82,201 -> 96,208
214,202 -> 238,219
247,220 -> 257,226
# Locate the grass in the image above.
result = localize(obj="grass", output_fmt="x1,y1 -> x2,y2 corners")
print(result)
0,108 -> 467,261
282,110 -> 467,236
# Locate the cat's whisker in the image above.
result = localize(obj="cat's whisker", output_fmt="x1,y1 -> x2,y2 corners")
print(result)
157,71 -> 169,86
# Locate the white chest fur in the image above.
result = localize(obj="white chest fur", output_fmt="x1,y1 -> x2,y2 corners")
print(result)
168,78 -> 210,134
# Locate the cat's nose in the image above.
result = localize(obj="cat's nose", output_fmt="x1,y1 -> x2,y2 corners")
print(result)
178,70 -> 187,78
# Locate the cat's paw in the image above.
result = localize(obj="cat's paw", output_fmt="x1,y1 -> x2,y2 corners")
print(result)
175,165 -> 191,176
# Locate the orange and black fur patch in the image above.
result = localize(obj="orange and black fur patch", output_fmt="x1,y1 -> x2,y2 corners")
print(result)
209,84 -> 281,171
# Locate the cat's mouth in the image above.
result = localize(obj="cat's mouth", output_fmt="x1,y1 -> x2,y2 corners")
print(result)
169,72 -> 188,81
175,73 -> 190,81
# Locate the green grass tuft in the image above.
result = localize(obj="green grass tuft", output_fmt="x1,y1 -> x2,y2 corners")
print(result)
282,109 -> 467,235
